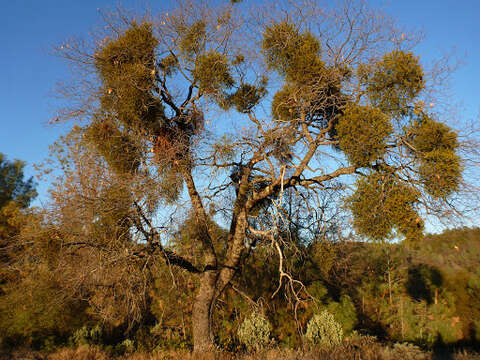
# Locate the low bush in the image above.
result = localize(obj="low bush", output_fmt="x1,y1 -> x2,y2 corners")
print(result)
304,310 -> 343,347
70,325 -> 103,347
237,312 -> 272,352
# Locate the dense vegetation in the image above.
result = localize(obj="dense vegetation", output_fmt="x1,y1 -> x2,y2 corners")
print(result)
1,167 -> 479,355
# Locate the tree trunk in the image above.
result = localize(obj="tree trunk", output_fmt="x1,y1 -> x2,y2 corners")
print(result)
183,164 -> 249,352
191,210 -> 248,352
182,165 -> 219,352
192,269 -> 218,352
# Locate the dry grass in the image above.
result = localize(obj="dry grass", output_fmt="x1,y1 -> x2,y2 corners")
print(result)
3,343 -> 480,360
48,346 -> 110,360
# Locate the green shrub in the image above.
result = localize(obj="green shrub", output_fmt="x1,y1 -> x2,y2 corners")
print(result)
237,311 -> 272,351
71,324 -> 103,346
115,339 -> 135,355
304,310 -> 343,347
327,295 -> 358,335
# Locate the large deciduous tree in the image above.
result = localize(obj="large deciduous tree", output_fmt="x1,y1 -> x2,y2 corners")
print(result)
52,0 -> 467,351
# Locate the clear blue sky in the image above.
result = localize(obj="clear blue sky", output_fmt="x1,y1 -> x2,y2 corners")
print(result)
1,0 -> 479,204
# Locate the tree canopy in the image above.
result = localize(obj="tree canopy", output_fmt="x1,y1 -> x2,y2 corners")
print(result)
0,153 -> 36,210
0,153 -> 37,260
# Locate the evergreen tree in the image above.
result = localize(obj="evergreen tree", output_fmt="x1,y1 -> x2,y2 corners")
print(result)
0,153 -> 37,282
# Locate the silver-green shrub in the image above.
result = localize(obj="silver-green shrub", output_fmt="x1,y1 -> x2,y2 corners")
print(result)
237,311 -> 271,351
304,310 -> 343,346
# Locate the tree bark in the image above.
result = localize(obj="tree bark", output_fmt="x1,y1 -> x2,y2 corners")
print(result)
192,269 -> 218,352
182,165 -> 219,352
217,209 -> 248,293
